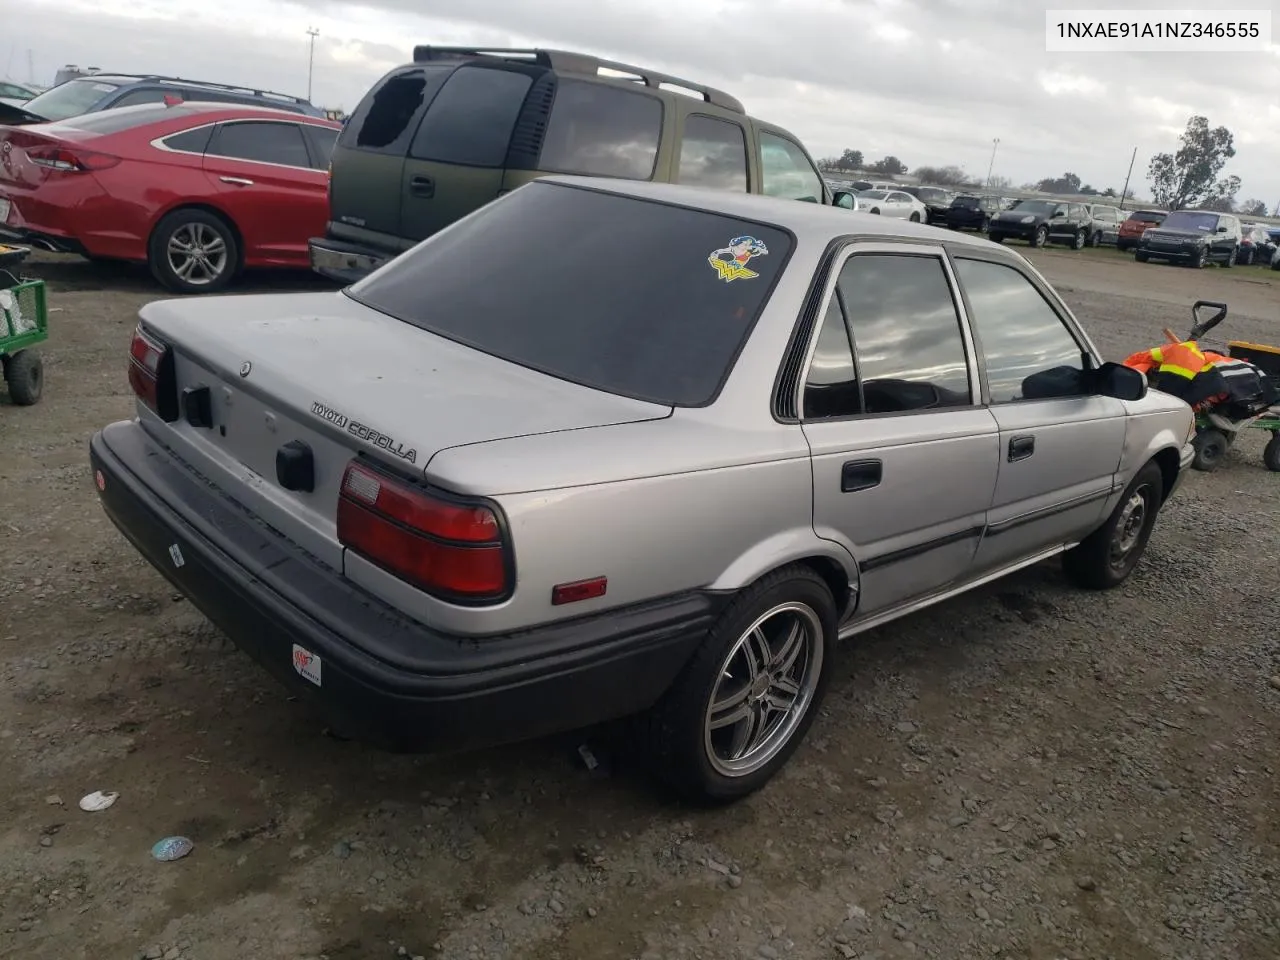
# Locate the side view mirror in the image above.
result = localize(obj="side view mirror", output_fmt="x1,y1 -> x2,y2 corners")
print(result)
1216,226 -> 1229,233
1053,209 -> 1067,218
1094,361 -> 1148,401
833,191 -> 856,210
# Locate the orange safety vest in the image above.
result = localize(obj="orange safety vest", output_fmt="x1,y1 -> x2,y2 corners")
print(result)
1148,341 -> 1212,380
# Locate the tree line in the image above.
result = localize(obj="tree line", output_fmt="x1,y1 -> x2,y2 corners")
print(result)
817,117 -> 1271,216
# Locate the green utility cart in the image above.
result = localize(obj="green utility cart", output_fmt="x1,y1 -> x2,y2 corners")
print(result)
0,243 -> 46,406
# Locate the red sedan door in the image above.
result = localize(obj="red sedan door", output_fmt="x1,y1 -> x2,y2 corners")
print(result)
200,119 -> 329,267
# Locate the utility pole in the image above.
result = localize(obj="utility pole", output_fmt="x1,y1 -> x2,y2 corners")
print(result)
27,49 -> 34,84
985,138 -> 1000,188
306,27 -> 320,102
1120,146 -> 1137,210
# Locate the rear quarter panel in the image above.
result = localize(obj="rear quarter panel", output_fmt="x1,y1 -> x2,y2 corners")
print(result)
72,152 -> 211,260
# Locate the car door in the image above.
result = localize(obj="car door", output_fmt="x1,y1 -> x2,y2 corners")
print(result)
800,244 -> 1000,618
202,119 -> 329,265
399,63 -> 535,244
888,192 -> 913,218
1214,215 -> 1238,260
951,253 -> 1128,573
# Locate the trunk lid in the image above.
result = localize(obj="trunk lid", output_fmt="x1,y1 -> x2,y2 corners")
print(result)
137,291 -> 671,569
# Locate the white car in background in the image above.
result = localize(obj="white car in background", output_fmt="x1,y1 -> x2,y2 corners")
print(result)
855,189 -> 929,222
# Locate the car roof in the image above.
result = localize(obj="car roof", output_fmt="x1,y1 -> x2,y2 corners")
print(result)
540,176 -> 1004,251
102,102 -> 337,124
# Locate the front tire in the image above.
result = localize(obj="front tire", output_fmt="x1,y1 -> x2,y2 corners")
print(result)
1032,225 -> 1049,248
639,565 -> 835,804
1191,428 -> 1228,471
1192,246 -> 1208,269
3,349 -> 43,405
148,208 -> 239,294
1062,461 -> 1164,590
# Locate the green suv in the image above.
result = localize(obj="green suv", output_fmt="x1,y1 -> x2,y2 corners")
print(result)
309,46 -> 833,283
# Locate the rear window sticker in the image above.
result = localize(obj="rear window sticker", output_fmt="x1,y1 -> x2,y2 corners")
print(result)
708,236 -> 769,283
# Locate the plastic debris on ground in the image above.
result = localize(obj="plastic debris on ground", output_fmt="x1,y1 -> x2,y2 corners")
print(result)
151,836 -> 194,862
79,790 -> 119,812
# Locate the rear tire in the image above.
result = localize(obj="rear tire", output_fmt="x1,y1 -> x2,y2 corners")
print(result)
638,565 -> 836,804
3,349 -> 43,405
1223,247 -> 1236,268
1088,230 -> 1103,247
1072,229 -> 1086,250
1264,433 -> 1280,472
1062,461 -> 1163,590
909,212 -> 921,223
148,208 -> 239,295
1191,428 -> 1228,471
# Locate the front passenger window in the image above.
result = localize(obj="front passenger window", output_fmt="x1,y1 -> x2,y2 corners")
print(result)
954,258 -> 1087,403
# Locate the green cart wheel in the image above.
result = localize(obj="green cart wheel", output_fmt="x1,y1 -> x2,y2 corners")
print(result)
3,348 -> 43,405
1191,429 -> 1228,472
1264,432 -> 1280,473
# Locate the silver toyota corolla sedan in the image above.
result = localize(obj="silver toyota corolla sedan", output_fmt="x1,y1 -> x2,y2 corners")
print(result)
89,176 -> 1196,803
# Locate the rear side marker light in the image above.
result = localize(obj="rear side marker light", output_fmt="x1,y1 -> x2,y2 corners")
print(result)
551,577 -> 607,606
127,325 -> 179,422
337,461 -> 509,603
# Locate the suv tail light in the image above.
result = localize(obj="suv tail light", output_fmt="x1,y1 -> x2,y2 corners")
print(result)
337,460 -> 510,603
127,325 -> 179,421
27,145 -> 121,173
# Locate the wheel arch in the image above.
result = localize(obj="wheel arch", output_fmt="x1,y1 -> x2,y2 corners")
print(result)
1150,444 -> 1182,501
708,532 -> 858,623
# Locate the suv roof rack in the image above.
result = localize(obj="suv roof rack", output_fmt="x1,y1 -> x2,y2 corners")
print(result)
412,45 -> 745,114
83,73 -> 311,105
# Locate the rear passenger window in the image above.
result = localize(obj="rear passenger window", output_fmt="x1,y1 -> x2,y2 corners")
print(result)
162,126 -> 213,154
678,115 -> 747,192
838,254 -> 971,413
759,132 -> 823,202
209,121 -> 311,168
954,258 -> 1086,403
803,297 -> 860,419
409,66 -> 532,167
538,79 -> 661,180
303,125 -> 339,168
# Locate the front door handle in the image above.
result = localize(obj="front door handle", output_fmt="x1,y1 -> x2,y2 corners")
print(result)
1008,436 -> 1035,462
219,176 -> 254,186
841,459 -> 882,493
409,175 -> 435,198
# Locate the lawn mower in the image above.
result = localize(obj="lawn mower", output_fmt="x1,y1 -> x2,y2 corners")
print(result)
1123,300 -> 1280,473
0,242 -> 47,406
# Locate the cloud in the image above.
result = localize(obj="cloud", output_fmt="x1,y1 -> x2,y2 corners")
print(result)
8,0 -> 1280,201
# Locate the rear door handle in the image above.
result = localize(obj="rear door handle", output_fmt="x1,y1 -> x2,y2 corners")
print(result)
1008,436 -> 1035,462
219,176 -> 254,186
841,459 -> 882,493
409,176 -> 435,198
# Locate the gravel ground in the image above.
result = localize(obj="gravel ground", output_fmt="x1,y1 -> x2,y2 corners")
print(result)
2,248 -> 1278,960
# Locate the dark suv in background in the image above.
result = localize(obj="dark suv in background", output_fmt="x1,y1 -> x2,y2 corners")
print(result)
901,185 -> 955,223
1136,210 -> 1242,268
944,194 -> 1003,231
987,199 -> 1093,248
309,46 -> 832,283
0,74 -> 324,125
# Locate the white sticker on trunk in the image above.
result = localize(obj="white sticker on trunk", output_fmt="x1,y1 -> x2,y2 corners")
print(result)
168,543 -> 185,568
292,644 -> 322,686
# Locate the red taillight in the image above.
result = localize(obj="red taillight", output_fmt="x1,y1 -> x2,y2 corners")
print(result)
27,145 -> 121,173
337,461 -> 509,602
127,325 -> 178,421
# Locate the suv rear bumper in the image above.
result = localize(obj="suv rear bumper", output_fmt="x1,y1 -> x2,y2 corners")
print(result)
308,235 -> 392,284
89,420 -> 717,754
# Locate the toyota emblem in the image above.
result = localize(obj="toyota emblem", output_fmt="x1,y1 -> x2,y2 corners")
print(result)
239,361 -> 252,378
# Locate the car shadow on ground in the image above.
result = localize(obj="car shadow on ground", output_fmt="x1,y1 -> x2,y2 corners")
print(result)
19,253 -> 340,296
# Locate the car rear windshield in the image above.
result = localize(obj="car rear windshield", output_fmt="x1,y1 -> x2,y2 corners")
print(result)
346,182 -> 793,407
20,78 -> 120,121
1129,211 -> 1165,223
952,196 -> 979,208
858,190 -> 888,200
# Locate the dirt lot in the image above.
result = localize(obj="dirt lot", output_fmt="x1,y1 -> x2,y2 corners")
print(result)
2,248 -> 1279,960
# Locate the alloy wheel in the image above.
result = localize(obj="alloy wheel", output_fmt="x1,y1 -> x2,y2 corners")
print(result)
703,602 -> 824,778
1109,486 -> 1150,571
166,222 -> 229,287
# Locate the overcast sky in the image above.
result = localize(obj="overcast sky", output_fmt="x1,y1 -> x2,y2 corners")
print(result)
5,0 -> 1279,204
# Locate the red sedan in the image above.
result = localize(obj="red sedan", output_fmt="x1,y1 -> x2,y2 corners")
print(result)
0,102 -> 341,293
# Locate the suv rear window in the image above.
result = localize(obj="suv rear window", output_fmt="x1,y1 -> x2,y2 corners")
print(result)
347,181 -> 793,406
538,79 -> 662,180
342,66 -> 453,152
21,78 -> 119,121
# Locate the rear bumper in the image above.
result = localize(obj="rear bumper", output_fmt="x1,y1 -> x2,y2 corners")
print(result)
0,223 -> 87,256
308,235 -> 391,284
89,420 -> 717,753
